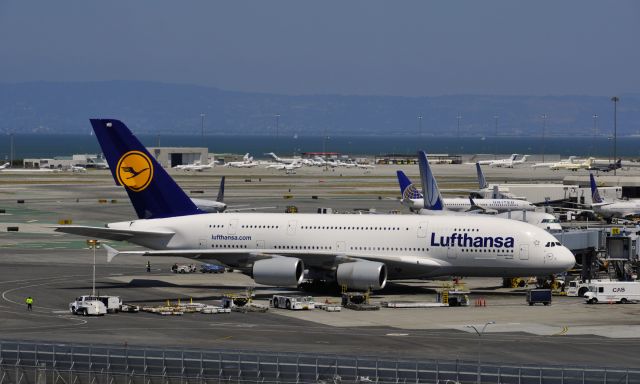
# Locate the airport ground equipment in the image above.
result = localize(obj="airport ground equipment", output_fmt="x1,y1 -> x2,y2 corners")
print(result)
200,263 -> 225,273
96,295 -> 122,313
69,296 -> 107,316
526,289 -> 552,306
341,291 -> 380,310
172,264 -> 197,273
567,278 -> 614,297
270,295 -> 315,310
584,281 -> 640,304
437,288 -> 470,307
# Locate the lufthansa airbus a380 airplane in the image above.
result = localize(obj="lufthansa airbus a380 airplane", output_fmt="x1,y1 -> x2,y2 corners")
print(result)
54,119 -> 575,291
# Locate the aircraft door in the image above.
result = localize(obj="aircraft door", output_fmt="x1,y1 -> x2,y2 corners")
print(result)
287,221 -> 297,236
519,244 -> 529,260
417,222 -> 428,238
256,240 -> 265,249
199,239 -> 207,249
447,246 -> 456,259
228,219 -> 238,235
336,241 -> 346,253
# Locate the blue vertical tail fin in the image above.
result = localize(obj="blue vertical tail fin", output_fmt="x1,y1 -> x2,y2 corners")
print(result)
476,162 -> 488,189
589,173 -> 604,204
90,119 -> 204,219
417,150 -> 445,210
216,176 -> 226,203
396,171 -> 423,200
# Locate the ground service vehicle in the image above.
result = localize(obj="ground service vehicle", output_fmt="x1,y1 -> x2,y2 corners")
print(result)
567,279 -> 612,297
69,296 -> 107,316
584,281 -> 640,304
526,289 -> 552,306
271,295 -> 315,310
200,264 -> 225,273
172,264 -> 197,273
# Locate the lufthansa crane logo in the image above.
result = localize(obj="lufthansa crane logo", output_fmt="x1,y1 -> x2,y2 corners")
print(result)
116,151 -> 153,192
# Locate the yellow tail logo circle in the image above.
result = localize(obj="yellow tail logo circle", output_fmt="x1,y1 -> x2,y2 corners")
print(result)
116,151 -> 154,192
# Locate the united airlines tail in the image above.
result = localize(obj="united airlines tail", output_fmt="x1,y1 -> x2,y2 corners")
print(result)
90,119 -> 204,219
216,176 -> 226,203
417,150 -> 445,210
589,173 -> 605,204
476,162 -> 488,189
396,170 -> 423,200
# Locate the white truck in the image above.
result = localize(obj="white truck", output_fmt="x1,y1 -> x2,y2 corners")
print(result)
567,279 -> 613,297
584,281 -> 640,304
69,296 -> 107,316
271,295 -> 315,310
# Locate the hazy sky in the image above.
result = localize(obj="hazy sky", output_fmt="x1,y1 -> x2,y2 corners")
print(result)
1,1 -> 638,96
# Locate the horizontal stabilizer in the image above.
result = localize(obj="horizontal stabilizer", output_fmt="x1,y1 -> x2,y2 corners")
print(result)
52,225 -> 174,242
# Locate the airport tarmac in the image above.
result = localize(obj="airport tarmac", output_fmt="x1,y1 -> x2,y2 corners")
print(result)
2,164 -> 640,368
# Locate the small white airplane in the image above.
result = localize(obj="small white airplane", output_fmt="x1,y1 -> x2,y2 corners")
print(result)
477,154 -> 529,168
356,163 -> 375,169
589,174 -> 640,219
265,152 -> 300,165
54,119 -> 574,291
69,165 -> 87,173
548,157 -> 595,171
175,160 -> 216,172
0,162 -> 9,170
225,153 -> 258,168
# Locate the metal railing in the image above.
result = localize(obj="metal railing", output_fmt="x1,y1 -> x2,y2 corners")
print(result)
0,340 -> 638,384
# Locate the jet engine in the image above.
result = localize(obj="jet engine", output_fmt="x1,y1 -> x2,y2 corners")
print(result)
252,257 -> 304,287
336,261 -> 387,290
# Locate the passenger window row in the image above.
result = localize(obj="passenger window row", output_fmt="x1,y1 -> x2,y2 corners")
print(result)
350,246 -> 427,252
300,225 -> 408,231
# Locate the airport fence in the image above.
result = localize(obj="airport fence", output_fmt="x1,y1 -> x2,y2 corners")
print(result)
0,340 -> 638,384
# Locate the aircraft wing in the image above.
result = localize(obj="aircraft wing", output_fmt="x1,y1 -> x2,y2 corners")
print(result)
53,225 -> 175,242
102,245 -> 444,274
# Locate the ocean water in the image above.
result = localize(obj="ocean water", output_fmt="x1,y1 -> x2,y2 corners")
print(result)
1,134 -> 639,159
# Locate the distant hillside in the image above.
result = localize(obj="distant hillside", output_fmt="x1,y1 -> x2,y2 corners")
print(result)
0,81 -> 638,136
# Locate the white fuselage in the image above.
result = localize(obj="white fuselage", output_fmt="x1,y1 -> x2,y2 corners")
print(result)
595,200 -> 640,218
107,212 -> 574,278
404,197 -> 535,213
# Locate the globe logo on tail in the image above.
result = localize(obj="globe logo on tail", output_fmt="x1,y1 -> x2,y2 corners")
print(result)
116,151 -> 154,192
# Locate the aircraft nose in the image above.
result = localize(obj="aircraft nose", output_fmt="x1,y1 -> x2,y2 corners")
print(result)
557,246 -> 576,271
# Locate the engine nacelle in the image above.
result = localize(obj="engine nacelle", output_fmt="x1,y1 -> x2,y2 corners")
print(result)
252,257 -> 304,287
336,261 -> 387,290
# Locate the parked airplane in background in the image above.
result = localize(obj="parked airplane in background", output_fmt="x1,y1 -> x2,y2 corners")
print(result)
397,170 -> 535,213
590,173 -> 640,219
413,151 -> 562,231
476,154 -> 528,168
0,166 -> 58,173
265,152 -> 300,164
0,162 -> 9,170
588,159 -> 622,173
70,165 -> 87,173
190,177 -> 227,213
225,153 -> 258,168
174,159 -> 216,172
549,157 -> 594,171
54,119 -> 574,291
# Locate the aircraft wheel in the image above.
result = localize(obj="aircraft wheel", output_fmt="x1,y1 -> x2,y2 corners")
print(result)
286,300 -> 292,309
620,298 -> 628,304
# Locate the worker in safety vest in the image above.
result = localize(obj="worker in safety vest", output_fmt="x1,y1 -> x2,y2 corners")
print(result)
25,296 -> 33,311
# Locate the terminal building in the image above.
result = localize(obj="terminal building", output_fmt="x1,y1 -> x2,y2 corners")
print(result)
23,154 -> 108,169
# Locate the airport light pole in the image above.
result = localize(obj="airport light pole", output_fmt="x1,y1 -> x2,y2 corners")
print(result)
418,115 -> 423,136
9,133 -> 14,168
611,96 -> 619,175
456,114 -> 462,139
541,114 -> 548,163
466,321 -> 495,384
494,115 -> 499,158
275,114 -> 280,137
200,113 -> 205,137
592,114 -> 598,157
87,239 -> 100,296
